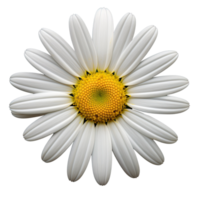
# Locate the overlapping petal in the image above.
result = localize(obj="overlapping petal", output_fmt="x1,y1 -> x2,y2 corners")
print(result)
25,49 -> 77,85
39,28 -> 84,77
67,121 -> 95,182
107,121 -> 140,178
127,96 -> 189,114
122,109 -> 177,143
11,112 -> 44,118
93,8 -> 114,71
23,107 -> 77,141
118,117 -> 164,165
10,72 -> 72,93
42,115 -> 83,162
108,13 -> 136,72
69,14 -> 97,72
127,75 -> 189,98
114,25 -> 158,77
92,124 -> 112,185
123,51 -> 178,85
10,92 -> 72,115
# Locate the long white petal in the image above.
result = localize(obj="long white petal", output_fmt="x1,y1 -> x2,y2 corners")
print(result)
127,75 -> 189,98
107,121 -> 140,178
67,121 -> 95,182
10,72 -> 73,93
127,96 -> 189,114
25,49 -> 77,85
108,13 -> 136,72
114,26 -> 158,77
123,51 -> 178,86
23,107 -> 77,141
39,28 -> 84,77
69,14 -> 97,72
118,117 -> 164,165
92,124 -> 112,185
122,109 -> 178,143
11,112 -> 43,118
10,92 -> 72,115
42,115 -> 83,162
93,8 -> 114,71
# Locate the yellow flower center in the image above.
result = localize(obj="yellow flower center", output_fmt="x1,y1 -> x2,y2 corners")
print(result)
73,71 -> 127,123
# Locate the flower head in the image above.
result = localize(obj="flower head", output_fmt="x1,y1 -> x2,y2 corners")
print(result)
10,8 -> 189,185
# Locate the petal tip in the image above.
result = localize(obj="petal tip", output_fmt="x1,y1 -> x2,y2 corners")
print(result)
38,28 -> 49,39
93,6 -> 114,18
69,14 -> 77,21
186,77 -> 191,88
166,132 -> 180,145
21,134 -> 30,142
148,25 -> 157,32
24,48 -> 34,57
156,157 -> 165,165
171,50 -> 181,59
39,28 -> 47,34
39,152 -> 52,164
180,98 -> 192,114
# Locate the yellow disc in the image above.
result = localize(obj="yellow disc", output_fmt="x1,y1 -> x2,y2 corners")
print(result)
73,72 -> 127,123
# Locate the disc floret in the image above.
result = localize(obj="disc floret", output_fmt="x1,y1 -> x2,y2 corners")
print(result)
73,71 -> 127,123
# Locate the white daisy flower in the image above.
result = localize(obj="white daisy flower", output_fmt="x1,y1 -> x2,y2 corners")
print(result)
10,8 -> 189,185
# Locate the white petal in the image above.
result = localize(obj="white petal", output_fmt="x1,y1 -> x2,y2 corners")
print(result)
122,109 -> 178,143
93,8 -> 114,71
23,107 -> 77,141
42,115 -> 84,162
10,72 -> 73,93
10,92 -> 72,115
127,96 -> 189,114
123,51 -> 178,86
39,28 -> 84,77
92,124 -> 112,185
118,117 -> 164,165
69,14 -> 97,72
25,49 -> 77,85
107,121 -> 140,178
11,112 -> 43,118
127,75 -> 189,98
108,13 -> 136,72
67,121 -> 95,182
114,26 -> 158,77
